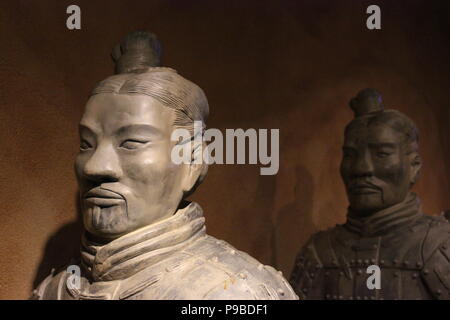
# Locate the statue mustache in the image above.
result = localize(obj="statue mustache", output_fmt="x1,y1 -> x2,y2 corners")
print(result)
83,185 -> 126,199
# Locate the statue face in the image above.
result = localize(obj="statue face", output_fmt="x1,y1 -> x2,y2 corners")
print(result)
75,94 -> 188,239
340,122 -> 416,215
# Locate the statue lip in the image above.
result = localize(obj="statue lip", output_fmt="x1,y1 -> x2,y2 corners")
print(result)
84,187 -> 124,200
349,183 -> 380,194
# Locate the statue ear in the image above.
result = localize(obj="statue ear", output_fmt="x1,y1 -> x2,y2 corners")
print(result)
182,140 -> 208,198
410,154 -> 422,185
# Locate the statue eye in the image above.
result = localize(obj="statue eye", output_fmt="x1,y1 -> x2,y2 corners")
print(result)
120,139 -> 149,150
80,140 -> 93,151
376,152 -> 390,158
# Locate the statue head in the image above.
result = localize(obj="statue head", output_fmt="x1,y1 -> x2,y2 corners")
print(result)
75,31 -> 209,240
340,88 -> 421,216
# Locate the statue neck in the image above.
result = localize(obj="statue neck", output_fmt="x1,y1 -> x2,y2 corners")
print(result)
80,202 -> 206,281
345,192 -> 422,237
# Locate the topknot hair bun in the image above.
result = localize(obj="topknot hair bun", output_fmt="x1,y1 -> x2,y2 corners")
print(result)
349,88 -> 384,118
111,31 -> 162,74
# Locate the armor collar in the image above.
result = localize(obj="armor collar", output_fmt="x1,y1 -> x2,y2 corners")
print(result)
344,192 -> 421,237
80,202 -> 206,282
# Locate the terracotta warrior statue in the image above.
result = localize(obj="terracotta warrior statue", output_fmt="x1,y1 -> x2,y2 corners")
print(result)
290,88 -> 450,300
32,31 -> 297,300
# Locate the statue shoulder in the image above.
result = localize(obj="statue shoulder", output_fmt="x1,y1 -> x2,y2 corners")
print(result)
420,215 -> 450,299
31,267 -> 68,300
179,235 -> 298,300
422,215 -> 450,258
291,227 -> 340,270
289,227 -> 341,298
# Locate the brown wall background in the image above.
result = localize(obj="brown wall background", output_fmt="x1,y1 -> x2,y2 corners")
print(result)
0,0 -> 449,299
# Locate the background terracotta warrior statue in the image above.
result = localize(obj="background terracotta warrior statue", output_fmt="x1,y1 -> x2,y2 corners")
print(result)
32,31 -> 297,300
290,88 -> 450,300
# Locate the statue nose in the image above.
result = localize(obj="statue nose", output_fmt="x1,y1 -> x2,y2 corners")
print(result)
82,144 -> 123,182
351,152 -> 374,177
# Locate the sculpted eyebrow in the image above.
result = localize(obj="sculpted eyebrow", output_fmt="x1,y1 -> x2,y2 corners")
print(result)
115,124 -> 162,136
79,124 -> 97,136
368,143 -> 396,149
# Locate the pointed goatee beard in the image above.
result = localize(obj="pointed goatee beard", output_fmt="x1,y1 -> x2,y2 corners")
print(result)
83,202 -> 128,238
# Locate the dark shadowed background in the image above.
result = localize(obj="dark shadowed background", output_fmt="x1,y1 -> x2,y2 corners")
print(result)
0,0 -> 449,299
